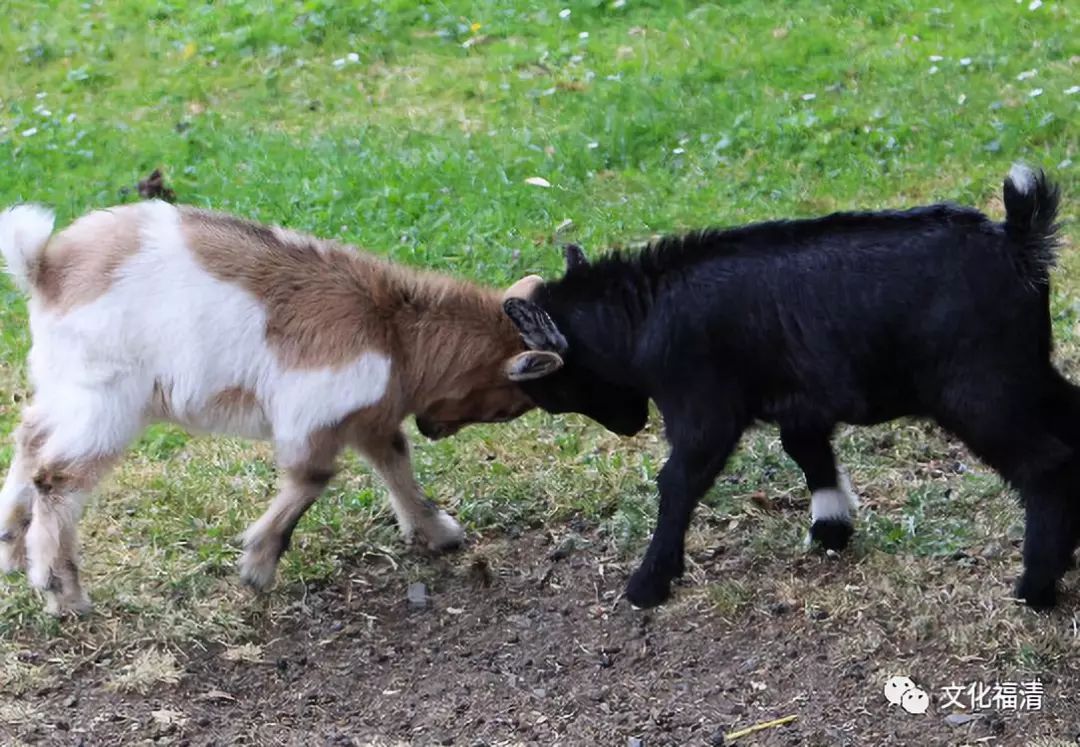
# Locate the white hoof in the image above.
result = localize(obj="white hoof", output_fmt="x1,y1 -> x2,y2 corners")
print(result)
44,587 -> 91,617
414,510 -> 465,552
238,546 -> 279,592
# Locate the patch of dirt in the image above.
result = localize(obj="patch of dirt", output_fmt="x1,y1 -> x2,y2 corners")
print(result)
4,530 -> 1080,746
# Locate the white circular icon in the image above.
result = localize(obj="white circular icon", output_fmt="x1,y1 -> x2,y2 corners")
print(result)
901,687 -> 930,715
884,675 -> 930,715
884,675 -> 918,706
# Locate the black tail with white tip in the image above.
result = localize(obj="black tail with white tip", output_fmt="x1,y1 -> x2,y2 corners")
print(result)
1003,164 -> 1061,283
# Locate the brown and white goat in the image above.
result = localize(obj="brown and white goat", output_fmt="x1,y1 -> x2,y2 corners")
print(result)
0,200 -> 562,614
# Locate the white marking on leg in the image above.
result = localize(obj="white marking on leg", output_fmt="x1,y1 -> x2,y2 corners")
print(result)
811,465 -> 859,523
810,488 -> 851,523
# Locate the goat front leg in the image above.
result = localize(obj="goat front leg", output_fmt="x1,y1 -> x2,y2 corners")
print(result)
626,428 -> 741,609
780,428 -> 858,551
354,430 -> 464,552
239,435 -> 341,591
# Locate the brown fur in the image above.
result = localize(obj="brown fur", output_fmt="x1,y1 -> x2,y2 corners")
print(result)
150,380 -> 174,421
6,202 -> 547,612
29,203 -> 534,433
391,276 -> 534,434
179,206 -> 534,430
35,206 -> 142,312
209,386 -> 264,419
31,459 -> 110,500
181,207 -> 393,369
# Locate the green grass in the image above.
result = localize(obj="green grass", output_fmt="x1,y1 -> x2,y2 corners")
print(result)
0,0 -> 1078,688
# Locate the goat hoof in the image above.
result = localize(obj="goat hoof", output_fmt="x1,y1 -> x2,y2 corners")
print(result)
1016,575 -> 1058,611
810,518 -> 854,551
238,554 -> 278,593
625,569 -> 672,609
240,574 -> 275,593
44,589 -> 92,617
416,511 -> 465,553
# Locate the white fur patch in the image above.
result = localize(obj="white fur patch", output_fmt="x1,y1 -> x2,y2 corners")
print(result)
23,200 -> 391,465
1008,163 -> 1036,195
412,508 -> 465,551
25,517 -> 59,591
810,466 -> 859,523
272,354 -> 391,463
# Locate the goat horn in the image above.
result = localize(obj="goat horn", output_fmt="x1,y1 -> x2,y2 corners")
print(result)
503,274 -> 544,301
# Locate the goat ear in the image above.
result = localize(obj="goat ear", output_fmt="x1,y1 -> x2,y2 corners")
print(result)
503,297 -> 568,353
564,243 -> 589,273
503,274 -> 544,302
505,350 -> 563,381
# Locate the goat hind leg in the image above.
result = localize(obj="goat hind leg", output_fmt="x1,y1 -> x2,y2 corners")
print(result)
1015,480 -> 1078,610
0,428 -> 37,573
26,454 -> 117,615
1042,370 -> 1080,566
22,386 -> 141,615
940,391 -> 1076,610
780,428 -> 858,551
239,435 -> 341,591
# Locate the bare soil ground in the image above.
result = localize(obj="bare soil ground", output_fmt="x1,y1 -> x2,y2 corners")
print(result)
3,526 -> 1080,747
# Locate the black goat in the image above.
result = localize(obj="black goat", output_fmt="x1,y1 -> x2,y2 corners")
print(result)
505,165 -> 1070,610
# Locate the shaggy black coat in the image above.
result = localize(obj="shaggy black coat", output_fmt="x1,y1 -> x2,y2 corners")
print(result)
505,166 -> 1070,610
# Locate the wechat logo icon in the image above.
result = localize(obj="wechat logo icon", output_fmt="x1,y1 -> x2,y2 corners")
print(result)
884,675 -> 930,715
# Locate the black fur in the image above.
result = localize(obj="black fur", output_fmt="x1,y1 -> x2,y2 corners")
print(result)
810,519 -> 855,551
564,243 -> 590,272
508,167 -> 1071,610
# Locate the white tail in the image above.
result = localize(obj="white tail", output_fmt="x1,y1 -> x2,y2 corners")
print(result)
0,204 -> 55,293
